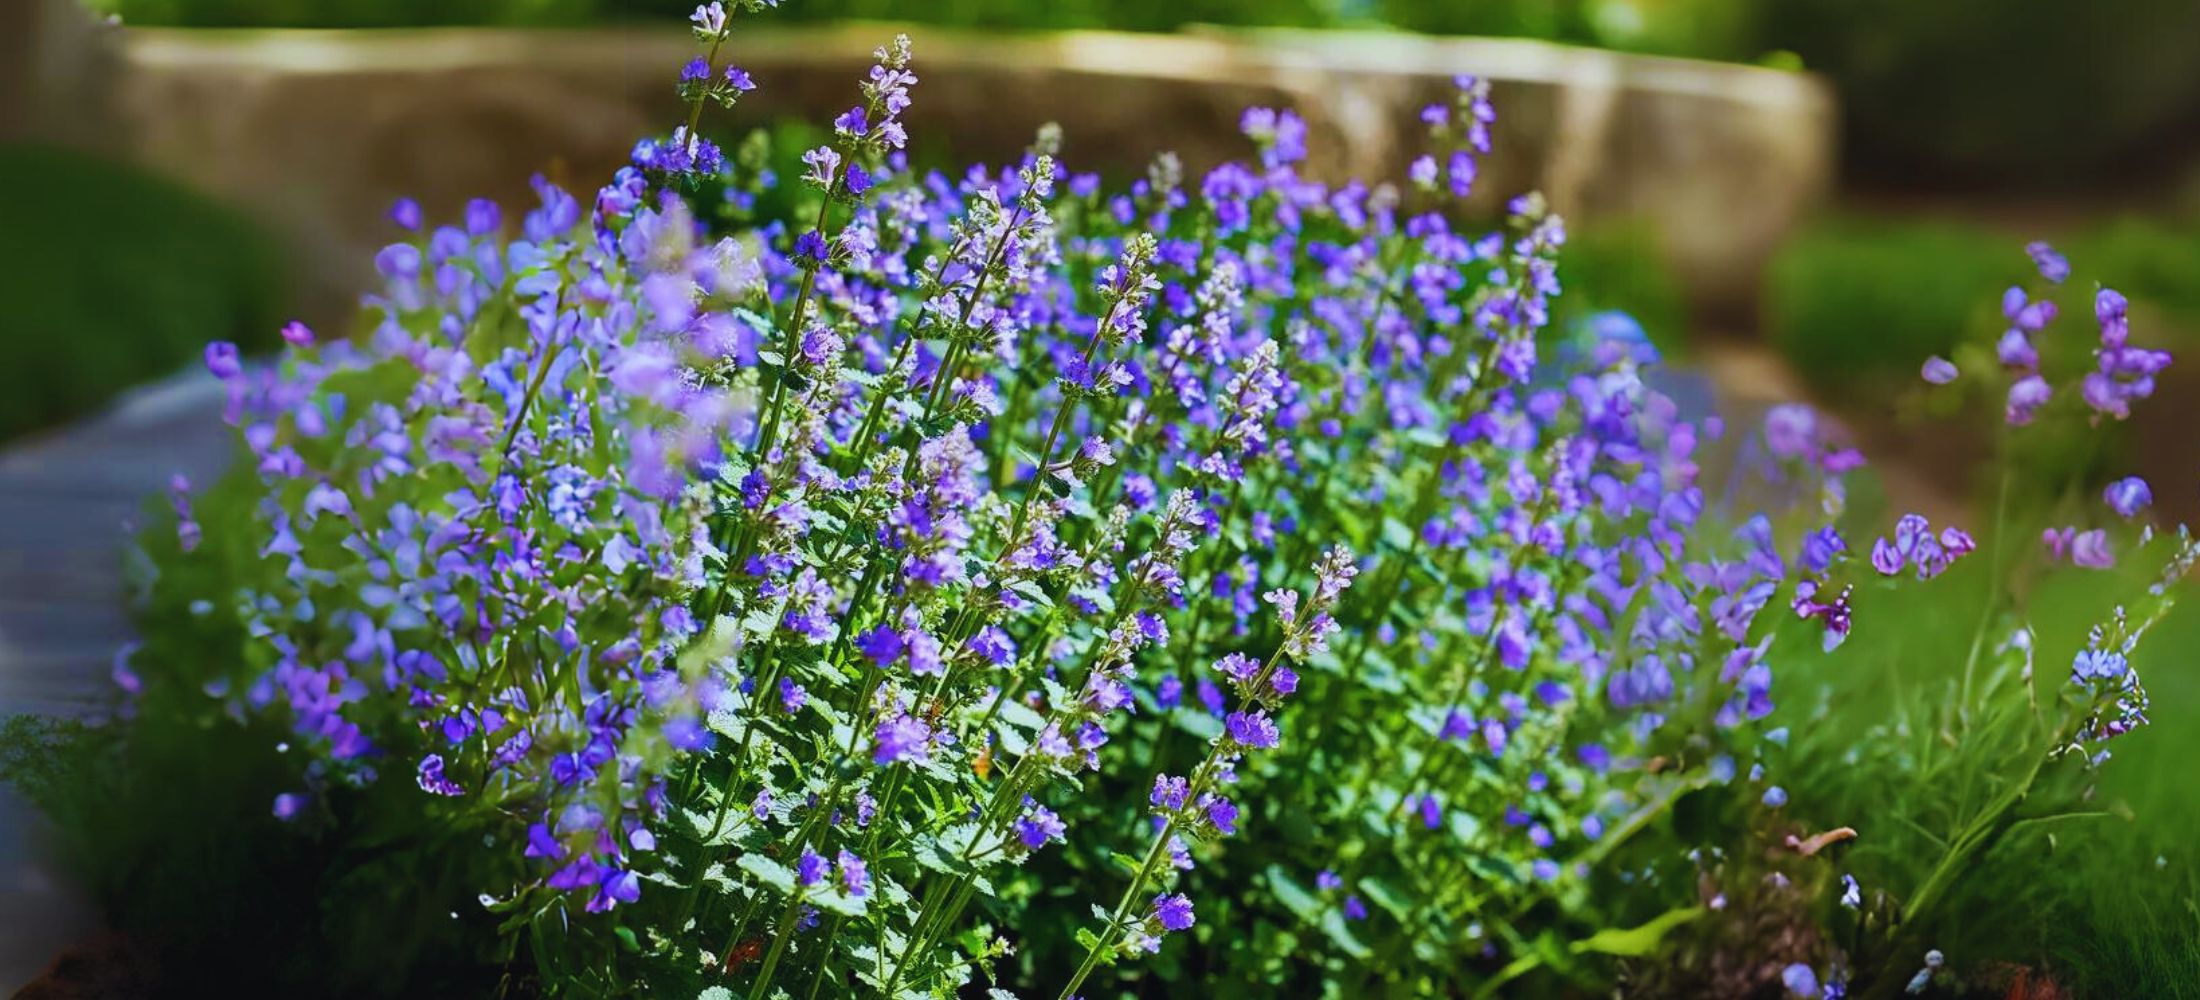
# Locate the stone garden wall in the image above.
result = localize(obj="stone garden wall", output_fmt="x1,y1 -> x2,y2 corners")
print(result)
102,22 -> 1835,323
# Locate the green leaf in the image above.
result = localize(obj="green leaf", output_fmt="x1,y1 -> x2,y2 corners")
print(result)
1266,865 -> 1322,921
1169,708 -> 1223,741
811,888 -> 869,918
1359,877 -> 1413,923
736,853 -> 797,897
994,698 -> 1047,733
1318,909 -> 1373,958
1569,906 -> 1704,958
1073,927 -> 1113,965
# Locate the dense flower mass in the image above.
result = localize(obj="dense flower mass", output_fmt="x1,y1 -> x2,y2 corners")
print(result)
93,6 -> 2195,999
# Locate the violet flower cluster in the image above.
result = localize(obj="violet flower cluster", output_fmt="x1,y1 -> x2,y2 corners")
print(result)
122,7 -> 2038,997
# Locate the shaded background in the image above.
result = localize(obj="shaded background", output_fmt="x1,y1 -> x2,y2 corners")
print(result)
5,0 -> 2200,993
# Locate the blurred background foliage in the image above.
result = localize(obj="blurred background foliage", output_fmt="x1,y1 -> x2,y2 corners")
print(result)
0,144 -> 288,440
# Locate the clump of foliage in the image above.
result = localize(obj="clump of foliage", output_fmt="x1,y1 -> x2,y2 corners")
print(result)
5,5 -> 2184,999
0,143 -> 288,440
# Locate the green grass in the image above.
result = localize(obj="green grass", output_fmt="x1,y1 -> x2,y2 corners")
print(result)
1763,215 -> 2023,393
1768,482 -> 2200,997
0,143 -> 288,441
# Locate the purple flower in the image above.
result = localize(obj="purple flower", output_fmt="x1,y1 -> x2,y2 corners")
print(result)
797,849 -> 828,887
272,793 -> 306,820
2097,288 -> 2129,346
1152,774 -> 1191,812
1762,785 -> 1788,808
1204,794 -> 1239,835
416,754 -> 464,796
2104,477 -> 2152,518
1015,801 -> 1065,850
280,321 -> 315,347
1782,962 -> 1820,998
1224,710 -> 1280,750
204,341 -> 242,380
389,197 -> 422,230
2005,374 -> 2051,425
2070,529 -> 2115,569
1920,356 -> 1958,385
873,713 -> 932,765
2026,241 -> 2070,284
2072,648 -> 2127,683
1997,329 -> 2039,371
724,65 -> 755,91
836,849 -> 869,897
1152,893 -> 1195,932
793,230 -> 829,264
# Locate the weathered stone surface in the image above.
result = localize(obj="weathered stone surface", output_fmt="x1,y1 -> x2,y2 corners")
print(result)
2,0 -> 127,150
113,24 -> 1834,325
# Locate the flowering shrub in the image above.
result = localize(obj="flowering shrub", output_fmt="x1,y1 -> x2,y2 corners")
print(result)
9,4 -> 2182,998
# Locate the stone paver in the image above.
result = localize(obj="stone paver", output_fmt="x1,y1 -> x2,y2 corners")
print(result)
0,370 -> 230,994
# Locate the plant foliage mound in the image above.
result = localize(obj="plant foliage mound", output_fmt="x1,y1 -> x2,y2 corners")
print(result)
6,5 -> 2191,998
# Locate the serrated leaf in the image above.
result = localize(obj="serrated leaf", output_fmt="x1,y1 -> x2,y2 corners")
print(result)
811,888 -> 869,918
994,698 -> 1047,733
737,853 -> 797,896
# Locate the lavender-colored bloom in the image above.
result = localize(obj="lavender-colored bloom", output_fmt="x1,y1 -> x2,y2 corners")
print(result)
1996,329 -> 2039,371
2005,374 -> 2051,425
1225,710 -> 1280,750
837,849 -> 869,897
873,713 -> 932,765
1151,774 -> 1190,812
1762,785 -> 1788,808
1782,963 -> 1820,998
2104,477 -> 2152,518
2026,241 -> 2070,284
1919,356 -> 1958,385
204,341 -> 242,380
1840,873 -> 1861,909
1152,893 -> 1195,932
416,754 -> 464,796
1015,801 -> 1065,850
1204,795 -> 1239,835
797,848 -> 828,887
2072,648 -> 2128,683
793,229 -> 829,264
272,793 -> 306,820
2070,529 -> 2115,569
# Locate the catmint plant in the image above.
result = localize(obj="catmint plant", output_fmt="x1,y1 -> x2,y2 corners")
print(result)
68,5 -> 2163,999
